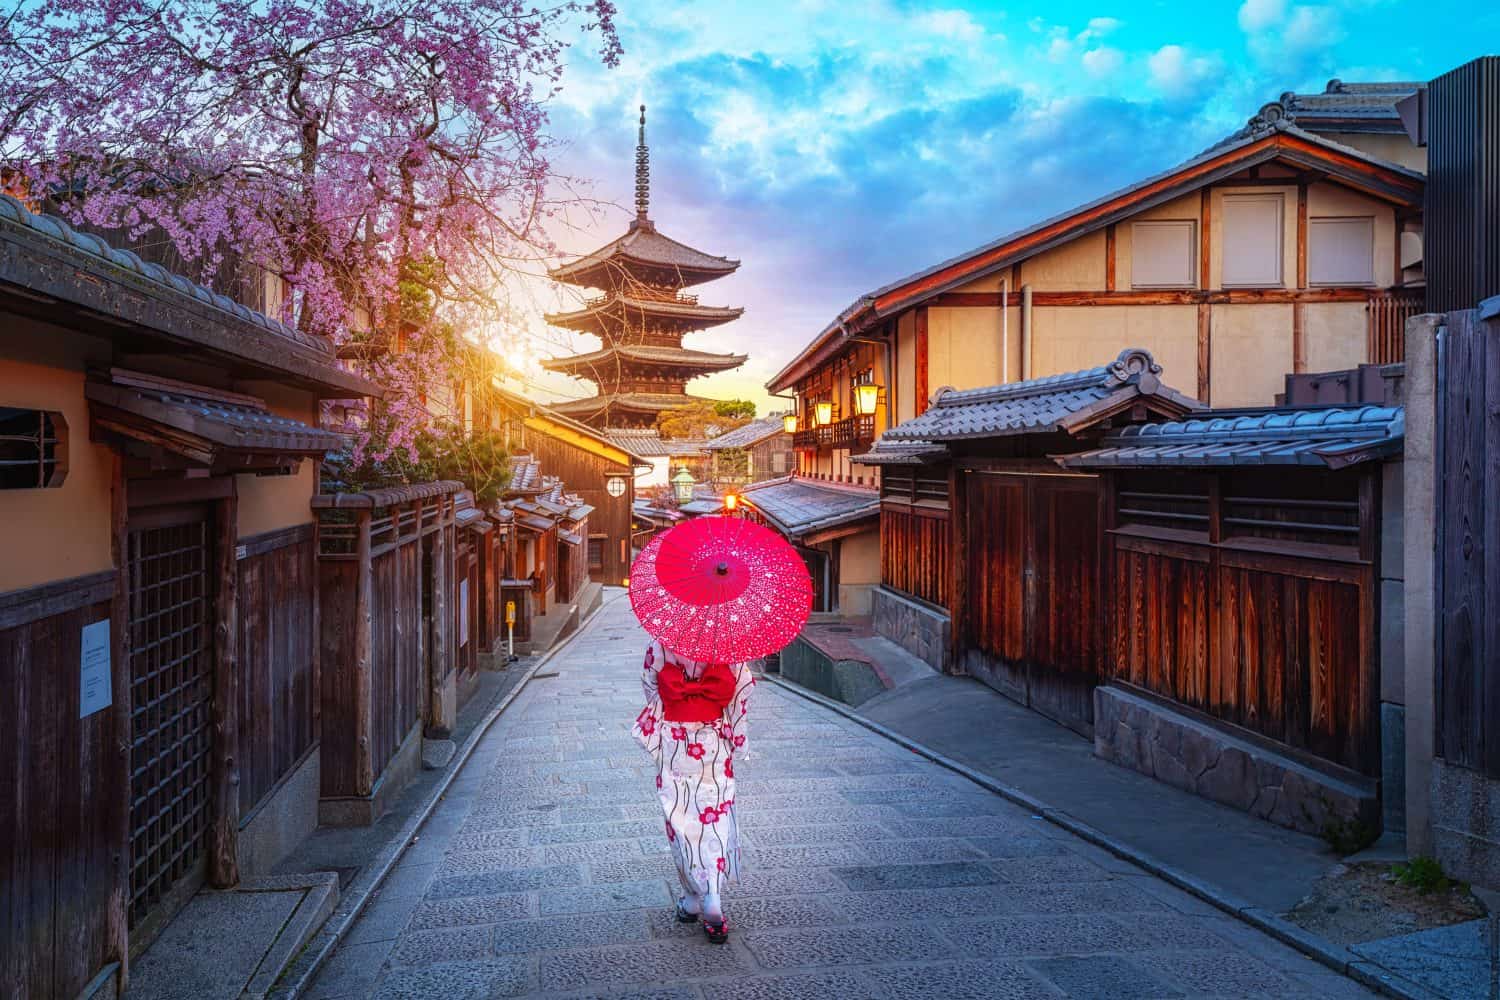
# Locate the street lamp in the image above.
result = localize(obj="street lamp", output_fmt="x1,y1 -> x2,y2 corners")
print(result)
782,412 -> 797,434
814,400 -> 833,426
854,383 -> 882,416
723,492 -> 738,513
672,467 -> 695,504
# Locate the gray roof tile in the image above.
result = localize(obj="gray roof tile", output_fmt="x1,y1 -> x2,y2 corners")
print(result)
738,476 -> 879,540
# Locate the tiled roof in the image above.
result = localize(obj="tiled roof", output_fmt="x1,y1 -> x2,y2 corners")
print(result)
487,381 -> 650,465
603,428 -> 709,457
549,220 -> 739,287
507,455 -> 543,493
545,293 -> 743,331
550,392 -> 717,419
1059,405 -> 1403,471
1223,80 -> 1421,142
678,499 -> 725,516
883,349 -> 1200,443
738,476 -> 880,541
541,343 -> 747,374
0,194 -> 378,399
703,416 -> 790,451
850,439 -> 949,466
85,381 -> 347,455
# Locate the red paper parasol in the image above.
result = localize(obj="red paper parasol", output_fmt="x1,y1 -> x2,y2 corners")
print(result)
629,515 -> 814,663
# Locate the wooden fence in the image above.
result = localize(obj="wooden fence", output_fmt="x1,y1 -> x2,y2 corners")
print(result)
1435,307 -> 1500,777
1367,289 -> 1423,365
879,504 -> 950,608
313,482 -> 459,803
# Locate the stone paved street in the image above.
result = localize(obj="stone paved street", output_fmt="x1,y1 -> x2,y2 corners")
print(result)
305,592 -> 1381,999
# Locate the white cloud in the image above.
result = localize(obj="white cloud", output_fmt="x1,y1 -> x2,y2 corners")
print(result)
1082,47 -> 1124,78
1237,0 -> 1285,33
1047,35 -> 1073,62
1148,44 -> 1221,100
917,9 -> 986,41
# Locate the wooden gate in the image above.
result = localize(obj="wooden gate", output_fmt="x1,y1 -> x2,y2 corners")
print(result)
960,471 -> 1102,734
125,505 -> 214,936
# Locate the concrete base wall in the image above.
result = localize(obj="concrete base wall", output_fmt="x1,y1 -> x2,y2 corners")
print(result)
319,724 -> 422,827
1095,685 -> 1378,837
779,635 -> 888,708
872,586 -> 951,673
1431,759 -> 1500,891
836,582 -> 876,617
237,747 -> 320,878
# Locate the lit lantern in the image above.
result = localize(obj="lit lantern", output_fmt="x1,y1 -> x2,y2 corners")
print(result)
724,492 -> 738,512
672,467 -> 695,504
814,400 -> 833,426
782,412 -> 797,434
854,382 -> 881,416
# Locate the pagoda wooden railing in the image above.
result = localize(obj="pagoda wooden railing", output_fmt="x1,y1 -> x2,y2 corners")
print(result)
1367,289 -> 1423,365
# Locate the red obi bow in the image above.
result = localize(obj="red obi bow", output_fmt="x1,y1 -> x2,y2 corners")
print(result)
658,661 -> 736,723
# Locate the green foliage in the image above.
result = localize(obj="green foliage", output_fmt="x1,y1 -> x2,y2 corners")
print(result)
656,400 -> 753,440
712,399 -> 756,419
1391,856 -> 1456,894
323,420 -> 512,506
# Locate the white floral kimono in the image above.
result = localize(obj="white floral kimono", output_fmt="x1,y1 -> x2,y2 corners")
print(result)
632,639 -> 754,896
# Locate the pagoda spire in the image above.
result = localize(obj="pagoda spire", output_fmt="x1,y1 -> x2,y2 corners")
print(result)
634,104 -> 650,222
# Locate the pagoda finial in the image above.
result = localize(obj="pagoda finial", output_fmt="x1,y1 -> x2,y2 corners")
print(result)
634,104 -> 650,221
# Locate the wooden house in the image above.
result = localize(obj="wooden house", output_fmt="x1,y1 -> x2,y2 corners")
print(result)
0,193 -> 377,997
703,415 -> 795,487
735,476 -> 881,614
769,80 -> 1426,486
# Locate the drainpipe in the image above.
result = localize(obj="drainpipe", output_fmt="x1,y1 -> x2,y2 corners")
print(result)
1021,284 -> 1034,381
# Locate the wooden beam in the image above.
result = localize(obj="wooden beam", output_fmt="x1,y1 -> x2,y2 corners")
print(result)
1296,182 -> 1309,289
209,491 -> 240,889
107,456 -> 131,991
1105,224 -> 1117,292
1199,189 -> 1212,290
1293,302 -> 1306,373
353,509 -> 374,797
1197,303 -> 1211,404
915,307 -> 930,416
1018,288 -> 1375,307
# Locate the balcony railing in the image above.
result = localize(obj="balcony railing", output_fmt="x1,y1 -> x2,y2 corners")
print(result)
793,415 -> 875,451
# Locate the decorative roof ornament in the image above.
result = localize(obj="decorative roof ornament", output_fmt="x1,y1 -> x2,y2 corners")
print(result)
634,104 -> 650,222
1246,96 -> 1296,134
1105,347 -> 1164,386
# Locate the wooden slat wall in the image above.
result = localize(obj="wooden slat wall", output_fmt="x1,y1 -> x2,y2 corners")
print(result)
518,427 -> 634,584
1110,536 -> 1376,774
236,529 -> 316,816
1366,290 -> 1422,365
1436,309 -> 1500,777
318,559 -> 359,798
1,594 -> 119,999
370,540 -> 422,784
879,505 -> 950,608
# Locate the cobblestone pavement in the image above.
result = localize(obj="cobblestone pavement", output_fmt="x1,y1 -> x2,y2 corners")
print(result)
306,593 -> 1380,999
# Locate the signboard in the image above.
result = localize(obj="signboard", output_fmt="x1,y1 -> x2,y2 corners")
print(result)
79,619 -> 112,718
459,579 -> 470,646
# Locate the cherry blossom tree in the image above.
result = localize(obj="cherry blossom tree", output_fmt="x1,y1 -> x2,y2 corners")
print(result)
0,0 -> 620,460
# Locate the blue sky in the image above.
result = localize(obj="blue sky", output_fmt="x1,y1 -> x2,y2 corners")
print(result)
512,0 -> 1497,413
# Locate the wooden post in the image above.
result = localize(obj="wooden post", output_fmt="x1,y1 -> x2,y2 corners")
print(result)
209,491 -> 240,888
1296,182 -> 1309,290
354,509 -> 374,797
1199,188 -> 1212,291
106,456 -> 131,990
428,495 -> 453,735
915,307 -> 930,416
1105,224 -> 1117,292
947,462 -> 967,675
1197,302 -> 1212,404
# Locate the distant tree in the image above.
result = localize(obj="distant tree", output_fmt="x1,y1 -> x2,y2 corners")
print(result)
656,400 -> 754,440
713,399 -> 756,420
1,0 -> 620,461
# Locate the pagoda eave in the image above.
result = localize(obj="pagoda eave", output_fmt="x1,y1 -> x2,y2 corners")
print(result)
548,392 -> 716,419
539,346 -> 748,378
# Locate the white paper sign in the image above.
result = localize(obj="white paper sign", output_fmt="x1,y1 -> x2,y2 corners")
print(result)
80,619 -> 112,718
459,579 -> 470,646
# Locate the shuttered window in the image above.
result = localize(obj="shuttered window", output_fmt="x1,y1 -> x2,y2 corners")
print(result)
1131,220 -> 1197,288
1221,194 -> 1284,287
1309,217 -> 1375,286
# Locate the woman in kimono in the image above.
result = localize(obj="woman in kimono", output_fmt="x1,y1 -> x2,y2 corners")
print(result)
632,637 -> 754,943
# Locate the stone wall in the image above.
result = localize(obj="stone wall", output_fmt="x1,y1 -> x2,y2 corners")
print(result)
872,586 -> 951,672
779,635 -> 889,708
1095,685 -> 1378,837
1431,760 -> 1500,890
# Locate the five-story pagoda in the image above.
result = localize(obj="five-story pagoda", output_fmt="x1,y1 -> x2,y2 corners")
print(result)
543,107 -> 747,429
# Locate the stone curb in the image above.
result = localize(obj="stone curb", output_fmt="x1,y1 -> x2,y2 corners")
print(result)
269,592 -> 621,999
761,674 -> 1436,1000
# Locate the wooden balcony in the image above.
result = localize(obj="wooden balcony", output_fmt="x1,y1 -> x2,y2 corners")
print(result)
794,415 -> 876,451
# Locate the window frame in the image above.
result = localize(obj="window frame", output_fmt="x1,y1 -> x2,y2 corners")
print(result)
0,407 -> 69,490
1308,216 -> 1376,287
1129,219 -> 1199,289
1220,193 -> 1286,288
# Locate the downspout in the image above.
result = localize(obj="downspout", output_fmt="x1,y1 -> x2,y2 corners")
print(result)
1021,284 -> 1034,381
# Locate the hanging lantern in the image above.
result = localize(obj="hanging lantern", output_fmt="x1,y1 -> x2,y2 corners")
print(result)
854,383 -> 881,416
814,400 -> 833,426
672,467 -> 695,504
724,492 -> 739,512
782,412 -> 797,434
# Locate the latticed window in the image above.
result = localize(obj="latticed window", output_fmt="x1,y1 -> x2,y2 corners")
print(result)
0,407 -> 67,489
587,536 -> 605,569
